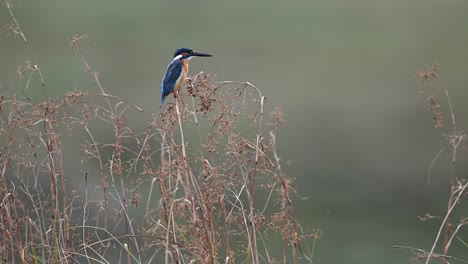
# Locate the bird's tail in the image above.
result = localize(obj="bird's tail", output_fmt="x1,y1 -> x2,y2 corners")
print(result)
161,95 -> 165,104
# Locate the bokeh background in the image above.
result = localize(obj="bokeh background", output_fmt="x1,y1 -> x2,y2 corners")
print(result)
1,0 -> 468,263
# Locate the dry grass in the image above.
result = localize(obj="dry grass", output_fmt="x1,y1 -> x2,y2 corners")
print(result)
393,65 -> 468,264
0,6 -> 317,262
4,2 -> 467,264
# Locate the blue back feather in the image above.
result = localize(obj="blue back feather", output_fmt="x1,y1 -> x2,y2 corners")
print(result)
161,59 -> 183,103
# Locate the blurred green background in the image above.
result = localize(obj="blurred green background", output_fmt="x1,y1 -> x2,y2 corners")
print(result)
1,0 -> 468,263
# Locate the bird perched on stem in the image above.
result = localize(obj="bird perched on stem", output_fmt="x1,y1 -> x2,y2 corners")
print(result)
161,48 -> 212,104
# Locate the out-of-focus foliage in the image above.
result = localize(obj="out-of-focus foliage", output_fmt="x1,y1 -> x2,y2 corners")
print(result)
1,1 -> 467,263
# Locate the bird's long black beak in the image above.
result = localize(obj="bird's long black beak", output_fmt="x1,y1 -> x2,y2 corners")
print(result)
191,51 -> 212,57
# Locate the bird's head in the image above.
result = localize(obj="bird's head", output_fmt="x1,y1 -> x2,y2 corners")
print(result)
173,48 -> 212,61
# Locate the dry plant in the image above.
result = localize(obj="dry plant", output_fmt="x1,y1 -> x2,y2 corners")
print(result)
0,3 -> 317,263
394,64 -> 468,264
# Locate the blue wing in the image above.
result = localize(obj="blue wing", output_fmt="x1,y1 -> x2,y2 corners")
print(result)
161,60 -> 183,103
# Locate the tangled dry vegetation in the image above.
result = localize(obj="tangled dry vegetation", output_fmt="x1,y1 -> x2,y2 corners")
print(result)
0,27 -> 318,263
392,65 -> 468,264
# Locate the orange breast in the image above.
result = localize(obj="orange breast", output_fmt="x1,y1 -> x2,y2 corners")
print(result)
174,59 -> 189,93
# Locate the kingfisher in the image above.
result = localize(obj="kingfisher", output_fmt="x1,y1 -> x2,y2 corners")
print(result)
161,48 -> 212,104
